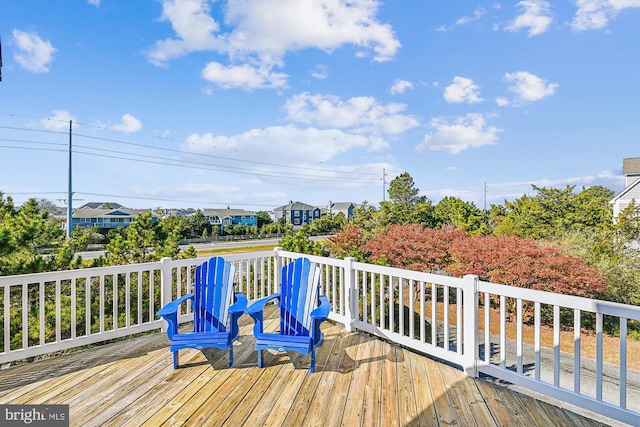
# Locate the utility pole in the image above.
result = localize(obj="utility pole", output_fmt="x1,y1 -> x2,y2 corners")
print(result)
483,182 -> 487,212
66,120 -> 72,238
382,168 -> 388,202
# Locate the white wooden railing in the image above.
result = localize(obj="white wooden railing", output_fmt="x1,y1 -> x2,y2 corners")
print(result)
1,248 -> 639,425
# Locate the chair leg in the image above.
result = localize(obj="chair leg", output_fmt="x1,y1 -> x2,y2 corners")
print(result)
173,350 -> 179,370
310,347 -> 316,373
228,344 -> 234,367
258,349 -> 263,368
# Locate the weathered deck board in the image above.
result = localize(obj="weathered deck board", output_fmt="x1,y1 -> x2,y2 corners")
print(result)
0,306 -> 617,427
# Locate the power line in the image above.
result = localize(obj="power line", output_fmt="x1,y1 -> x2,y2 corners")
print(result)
75,192 -> 276,208
0,125 -> 67,136
0,123 -> 380,178
72,149 -> 379,183
0,145 -> 67,153
73,132 -> 377,177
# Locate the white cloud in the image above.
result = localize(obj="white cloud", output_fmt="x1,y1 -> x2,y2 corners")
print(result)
183,125 -> 387,164
455,7 -> 486,26
390,79 -> 413,95
570,0 -> 640,31
145,0 -> 223,66
40,110 -> 75,130
437,7 -> 486,31
416,113 -> 502,154
221,0 -> 400,62
495,97 -> 510,106
309,64 -> 328,80
504,71 -> 558,102
284,92 -> 419,135
111,114 -> 143,133
444,77 -> 484,104
201,62 -> 288,90
505,0 -> 553,37
146,0 -> 400,88
12,29 -> 57,73
88,0 -> 100,6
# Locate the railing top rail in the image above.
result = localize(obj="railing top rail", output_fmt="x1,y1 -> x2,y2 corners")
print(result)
479,280 -> 640,319
352,260 -> 468,286
0,260 -> 165,285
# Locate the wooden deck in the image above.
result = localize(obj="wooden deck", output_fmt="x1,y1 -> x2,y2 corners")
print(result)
0,307 -> 617,427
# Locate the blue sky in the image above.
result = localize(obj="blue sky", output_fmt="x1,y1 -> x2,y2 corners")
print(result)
0,0 -> 638,211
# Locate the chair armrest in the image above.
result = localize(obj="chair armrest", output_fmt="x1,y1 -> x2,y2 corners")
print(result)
229,292 -> 248,314
310,295 -> 331,320
157,293 -> 194,317
246,293 -> 281,315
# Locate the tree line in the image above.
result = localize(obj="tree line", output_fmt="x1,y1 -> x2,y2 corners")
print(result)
1,173 -> 639,344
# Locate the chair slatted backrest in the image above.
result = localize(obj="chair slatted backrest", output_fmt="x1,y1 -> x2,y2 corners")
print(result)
193,257 -> 236,333
280,257 -> 321,336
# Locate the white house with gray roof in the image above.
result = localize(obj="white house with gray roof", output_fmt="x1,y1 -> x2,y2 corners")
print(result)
611,157 -> 640,219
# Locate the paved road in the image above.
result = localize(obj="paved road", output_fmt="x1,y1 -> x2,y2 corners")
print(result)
75,236 -> 327,259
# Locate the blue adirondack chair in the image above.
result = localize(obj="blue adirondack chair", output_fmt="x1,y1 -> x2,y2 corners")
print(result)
246,257 -> 331,373
157,257 -> 247,369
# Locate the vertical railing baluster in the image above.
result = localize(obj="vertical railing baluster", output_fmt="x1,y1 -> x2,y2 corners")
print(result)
420,281 -> 425,343
535,301 -> 541,381
85,277 -> 91,337
99,275 -> 105,332
3,284 -> 10,353
22,284 -> 28,350
484,292 -> 490,364
554,305 -> 560,388
389,275 -> 395,333
409,279 -> 414,339
574,309 -> 581,394
431,283 -> 437,346
71,278 -> 77,339
444,285 -> 449,349
456,287 -> 462,355
137,272 -> 143,325
620,317 -> 627,409
371,273 -> 376,327
517,298 -> 523,374
596,313 -> 603,401
500,295 -> 506,369
113,274 -> 118,330
55,280 -> 61,342
362,271 -> 368,324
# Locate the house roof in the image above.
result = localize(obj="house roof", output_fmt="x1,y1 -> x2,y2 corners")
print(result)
200,208 -> 256,217
623,157 -> 640,176
274,201 -> 320,211
329,202 -> 355,210
78,202 -> 126,210
72,208 -> 155,219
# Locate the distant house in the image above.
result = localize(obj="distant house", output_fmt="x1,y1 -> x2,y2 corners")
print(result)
273,201 -> 321,227
71,208 -> 157,232
77,202 -> 126,210
325,201 -> 356,219
611,157 -> 640,219
200,208 -> 258,228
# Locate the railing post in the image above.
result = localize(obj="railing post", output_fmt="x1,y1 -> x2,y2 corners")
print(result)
159,257 -> 173,332
274,247 -> 283,291
343,257 -> 356,332
463,274 -> 479,377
